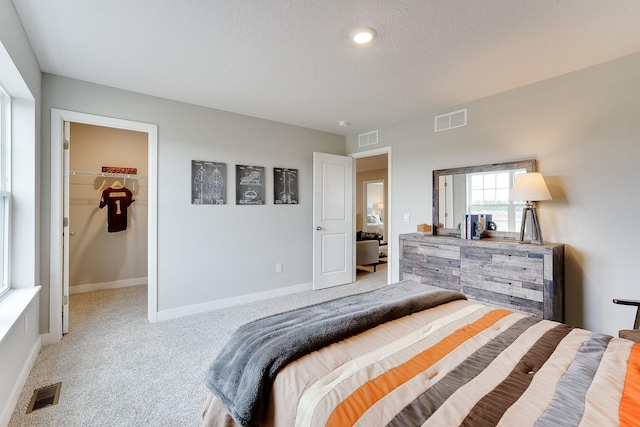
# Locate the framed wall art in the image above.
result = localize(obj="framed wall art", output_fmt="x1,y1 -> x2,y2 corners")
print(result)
236,164 -> 265,205
273,167 -> 298,204
191,160 -> 226,204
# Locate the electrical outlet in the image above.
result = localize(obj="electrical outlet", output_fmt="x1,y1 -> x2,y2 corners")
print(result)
276,262 -> 283,273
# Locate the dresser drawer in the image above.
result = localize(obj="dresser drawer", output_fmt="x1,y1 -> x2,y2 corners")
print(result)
400,240 -> 460,291
402,257 -> 460,291
460,246 -> 545,315
461,246 -> 542,283
461,272 -> 544,316
402,239 -> 460,260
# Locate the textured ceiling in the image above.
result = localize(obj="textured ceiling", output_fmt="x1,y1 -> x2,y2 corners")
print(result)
12,0 -> 640,135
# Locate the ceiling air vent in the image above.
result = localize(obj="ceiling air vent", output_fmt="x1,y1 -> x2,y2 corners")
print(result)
358,130 -> 379,147
434,108 -> 467,132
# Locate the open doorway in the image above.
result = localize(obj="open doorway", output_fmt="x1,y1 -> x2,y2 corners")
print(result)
67,123 -> 148,320
354,149 -> 390,284
50,109 -> 158,344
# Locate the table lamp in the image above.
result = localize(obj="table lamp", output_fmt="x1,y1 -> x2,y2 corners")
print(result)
508,172 -> 552,244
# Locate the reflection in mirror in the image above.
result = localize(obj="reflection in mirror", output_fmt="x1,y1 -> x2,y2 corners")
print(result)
439,170 -> 526,231
364,181 -> 385,240
433,160 -> 536,238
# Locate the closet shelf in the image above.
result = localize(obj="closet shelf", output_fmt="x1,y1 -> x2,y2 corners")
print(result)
70,170 -> 147,180
69,170 -> 147,188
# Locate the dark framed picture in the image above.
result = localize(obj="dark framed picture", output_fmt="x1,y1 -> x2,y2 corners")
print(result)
191,160 -> 226,204
273,167 -> 298,204
236,164 -> 265,205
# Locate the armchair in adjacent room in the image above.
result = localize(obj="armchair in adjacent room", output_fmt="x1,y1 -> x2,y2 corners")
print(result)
613,298 -> 640,343
356,240 -> 380,271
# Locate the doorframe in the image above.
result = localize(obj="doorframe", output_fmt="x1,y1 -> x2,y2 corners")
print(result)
49,109 -> 158,343
350,146 -> 392,285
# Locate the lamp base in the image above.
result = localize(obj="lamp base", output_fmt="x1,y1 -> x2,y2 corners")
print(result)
519,204 -> 544,244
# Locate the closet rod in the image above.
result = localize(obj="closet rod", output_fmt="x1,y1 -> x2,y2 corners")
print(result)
69,170 -> 147,179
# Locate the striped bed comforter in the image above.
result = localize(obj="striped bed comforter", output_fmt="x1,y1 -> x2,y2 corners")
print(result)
203,299 -> 640,427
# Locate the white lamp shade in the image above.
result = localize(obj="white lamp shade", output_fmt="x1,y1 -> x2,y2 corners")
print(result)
508,172 -> 552,202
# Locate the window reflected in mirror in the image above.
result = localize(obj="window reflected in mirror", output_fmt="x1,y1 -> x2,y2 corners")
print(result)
439,169 -> 526,232
433,159 -> 536,238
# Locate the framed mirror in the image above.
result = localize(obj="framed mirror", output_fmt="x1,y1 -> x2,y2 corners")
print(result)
364,180 -> 385,241
433,159 -> 536,238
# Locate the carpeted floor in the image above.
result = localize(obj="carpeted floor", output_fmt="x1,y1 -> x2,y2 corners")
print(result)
9,265 -> 388,426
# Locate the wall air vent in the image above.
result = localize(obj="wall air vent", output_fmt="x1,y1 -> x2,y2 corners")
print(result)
434,108 -> 467,132
358,130 -> 379,147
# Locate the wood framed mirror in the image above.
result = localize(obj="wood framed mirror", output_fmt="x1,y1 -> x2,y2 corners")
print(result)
433,159 -> 536,238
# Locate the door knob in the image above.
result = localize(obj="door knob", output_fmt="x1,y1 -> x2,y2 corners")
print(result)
69,232 -> 76,237
315,226 -> 323,231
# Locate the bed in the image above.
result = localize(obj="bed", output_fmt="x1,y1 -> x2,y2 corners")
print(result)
203,281 -> 640,427
365,214 -> 384,237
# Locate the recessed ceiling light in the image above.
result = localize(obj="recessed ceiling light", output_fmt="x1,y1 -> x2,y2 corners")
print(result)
338,121 -> 351,127
350,27 -> 376,44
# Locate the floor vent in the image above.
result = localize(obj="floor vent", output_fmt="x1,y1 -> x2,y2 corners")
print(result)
26,383 -> 61,414
358,130 -> 379,147
434,108 -> 467,132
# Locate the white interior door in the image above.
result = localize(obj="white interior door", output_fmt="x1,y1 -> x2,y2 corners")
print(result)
312,152 -> 354,290
62,120 -> 70,334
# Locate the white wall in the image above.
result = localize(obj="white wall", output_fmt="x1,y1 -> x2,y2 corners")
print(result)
347,52 -> 640,336
40,74 -> 345,328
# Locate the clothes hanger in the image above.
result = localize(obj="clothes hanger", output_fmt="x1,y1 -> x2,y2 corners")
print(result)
111,180 -> 124,189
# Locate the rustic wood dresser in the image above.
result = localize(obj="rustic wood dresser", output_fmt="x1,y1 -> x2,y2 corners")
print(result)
399,233 -> 564,322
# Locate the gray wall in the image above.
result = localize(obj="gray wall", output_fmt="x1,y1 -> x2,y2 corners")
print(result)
40,74 -> 345,328
347,52 -> 640,337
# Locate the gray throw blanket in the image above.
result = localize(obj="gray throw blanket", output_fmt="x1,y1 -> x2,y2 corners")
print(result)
204,280 -> 466,427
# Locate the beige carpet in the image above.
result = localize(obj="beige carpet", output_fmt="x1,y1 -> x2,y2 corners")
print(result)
9,267 -> 388,426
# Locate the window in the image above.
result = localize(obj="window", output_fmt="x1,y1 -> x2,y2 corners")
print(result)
467,169 -> 526,232
0,85 -> 10,298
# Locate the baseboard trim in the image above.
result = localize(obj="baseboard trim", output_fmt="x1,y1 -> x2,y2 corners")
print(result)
0,335 -> 41,427
156,282 -> 313,322
69,277 -> 147,294
39,333 -> 51,347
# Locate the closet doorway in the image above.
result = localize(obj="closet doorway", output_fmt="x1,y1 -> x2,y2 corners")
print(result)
50,109 -> 158,343
68,123 -> 148,311
352,147 -> 391,285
